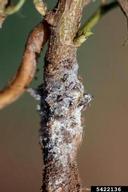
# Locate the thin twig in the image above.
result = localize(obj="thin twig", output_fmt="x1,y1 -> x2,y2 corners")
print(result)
5,0 -> 26,15
74,1 -> 118,46
0,0 -> 26,27
0,21 -> 49,109
117,0 -> 128,17
0,0 -> 8,27
33,0 -> 47,16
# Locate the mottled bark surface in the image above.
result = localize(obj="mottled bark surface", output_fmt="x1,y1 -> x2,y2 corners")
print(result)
39,40 -> 91,192
38,0 -> 92,191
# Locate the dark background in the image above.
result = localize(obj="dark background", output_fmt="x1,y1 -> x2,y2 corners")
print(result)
0,1 -> 128,191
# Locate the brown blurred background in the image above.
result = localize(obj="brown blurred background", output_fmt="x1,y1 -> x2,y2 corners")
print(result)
0,1 -> 128,191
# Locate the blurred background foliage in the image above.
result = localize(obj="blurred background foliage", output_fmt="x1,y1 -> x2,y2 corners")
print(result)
0,1 -> 128,191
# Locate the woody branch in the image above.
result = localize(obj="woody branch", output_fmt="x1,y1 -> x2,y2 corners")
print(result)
0,0 -> 122,191
38,0 -> 92,191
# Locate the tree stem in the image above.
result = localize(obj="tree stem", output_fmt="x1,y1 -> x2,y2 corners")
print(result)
38,0 -> 92,191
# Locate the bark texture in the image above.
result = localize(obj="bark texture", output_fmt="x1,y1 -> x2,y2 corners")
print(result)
38,0 -> 92,191
39,47 -> 91,191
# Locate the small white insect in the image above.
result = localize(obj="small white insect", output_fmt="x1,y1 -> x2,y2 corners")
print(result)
27,88 -> 41,101
84,93 -> 93,105
36,104 -> 41,111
